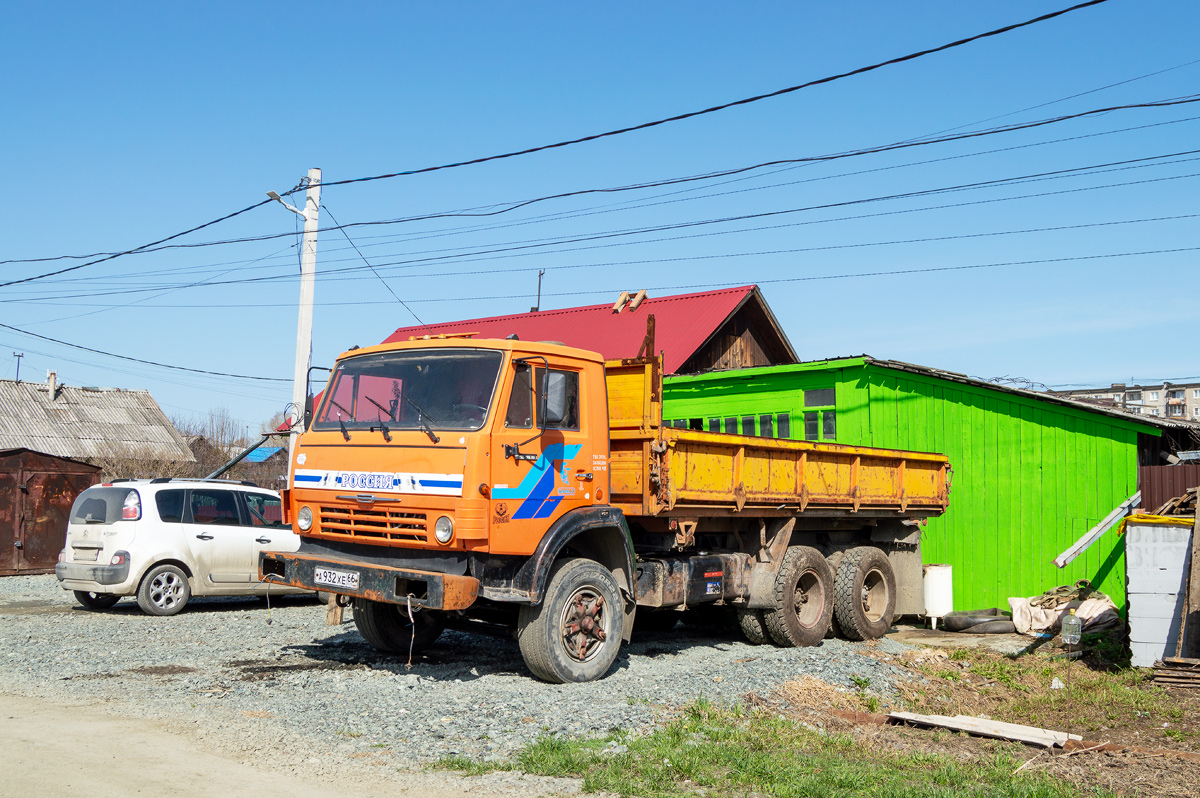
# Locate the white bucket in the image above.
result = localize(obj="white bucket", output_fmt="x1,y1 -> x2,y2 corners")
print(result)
923,564 -> 953,628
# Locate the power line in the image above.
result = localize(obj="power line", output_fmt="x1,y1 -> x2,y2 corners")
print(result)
23,244 -> 1199,311
8,157 -> 1199,304
40,110 -> 1200,292
321,204 -> 432,332
0,0 -> 1118,281
18,91 -> 1196,275
0,321 -> 290,382
0,200 -> 273,289
6,89 -> 1195,292
280,0 -> 1114,196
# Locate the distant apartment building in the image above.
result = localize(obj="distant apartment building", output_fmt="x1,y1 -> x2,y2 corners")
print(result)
1051,380 -> 1200,421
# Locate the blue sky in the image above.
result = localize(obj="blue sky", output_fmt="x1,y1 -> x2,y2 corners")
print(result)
2,1 -> 1197,435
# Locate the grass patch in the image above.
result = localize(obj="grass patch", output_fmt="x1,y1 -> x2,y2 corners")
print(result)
440,699 -> 1108,797
899,643 -> 1196,749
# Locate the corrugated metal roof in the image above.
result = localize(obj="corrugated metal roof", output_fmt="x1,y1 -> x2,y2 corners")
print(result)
242,446 -> 284,464
0,380 -> 195,462
384,285 -> 796,374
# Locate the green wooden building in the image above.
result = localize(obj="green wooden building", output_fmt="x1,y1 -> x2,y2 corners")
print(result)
663,356 -> 1167,612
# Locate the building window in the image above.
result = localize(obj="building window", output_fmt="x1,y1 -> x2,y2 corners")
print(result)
1193,389 -> 1200,399
1168,390 -> 1184,400
777,413 -> 791,439
708,418 -> 720,433
1150,391 -> 1159,401
741,416 -> 756,436
1151,408 -> 1160,416
724,417 -> 738,434
759,415 -> 774,438
803,387 -> 836,441
1127,392 -> 1141,403
1194,407 -> 1200,417
1168,405 -> 1184,417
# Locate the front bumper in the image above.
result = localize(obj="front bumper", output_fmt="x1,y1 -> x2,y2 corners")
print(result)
56,560 -> 131,587
260,551 -> 479,610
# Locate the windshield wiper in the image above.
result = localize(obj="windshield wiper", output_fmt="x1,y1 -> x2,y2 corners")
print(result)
402,395 -> 440,443
365,397 -> 394,442
338,416 -> 351,442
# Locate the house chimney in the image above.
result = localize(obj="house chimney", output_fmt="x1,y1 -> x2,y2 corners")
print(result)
47,370 -> 57,400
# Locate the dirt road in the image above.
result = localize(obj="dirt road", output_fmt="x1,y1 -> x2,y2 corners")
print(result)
0,693 -> 578,798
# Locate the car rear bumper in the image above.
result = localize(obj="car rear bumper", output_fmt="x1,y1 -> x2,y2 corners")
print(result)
259,551 -> 479,610
56,560 -> 131,587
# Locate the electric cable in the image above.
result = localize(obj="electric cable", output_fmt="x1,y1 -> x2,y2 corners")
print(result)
25,109 -> 1200,292
0,0 -> 1123,280
8,159 -> 1198,304
321,204 -> 432,332
12,90 -> 1194,274
0,321 -> 290,382
277,0 -> 1114,196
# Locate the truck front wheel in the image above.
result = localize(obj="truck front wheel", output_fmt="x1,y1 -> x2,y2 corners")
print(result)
517,558 -> 623,683
352,599 -> 445,654
763,546 -> 834,647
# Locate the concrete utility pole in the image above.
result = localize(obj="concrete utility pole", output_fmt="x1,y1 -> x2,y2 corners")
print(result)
267,167 -> 321,483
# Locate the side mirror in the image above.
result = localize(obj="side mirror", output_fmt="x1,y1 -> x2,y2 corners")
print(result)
543,372 -> 567,426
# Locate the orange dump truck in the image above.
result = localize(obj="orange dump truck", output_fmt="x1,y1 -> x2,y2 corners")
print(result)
261,337 -> 950,682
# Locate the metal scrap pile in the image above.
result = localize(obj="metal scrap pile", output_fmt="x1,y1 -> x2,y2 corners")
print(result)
1152,487 -> 1198,516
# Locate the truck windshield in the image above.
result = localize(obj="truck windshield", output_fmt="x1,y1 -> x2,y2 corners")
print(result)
313,348 -> 503,432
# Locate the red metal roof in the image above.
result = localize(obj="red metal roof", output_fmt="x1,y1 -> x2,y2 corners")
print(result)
384,286 -> 770,373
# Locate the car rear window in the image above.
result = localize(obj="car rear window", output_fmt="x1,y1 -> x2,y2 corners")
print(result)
69,487 -> 138,525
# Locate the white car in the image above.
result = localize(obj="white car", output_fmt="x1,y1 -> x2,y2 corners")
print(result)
56,479 -> 308,615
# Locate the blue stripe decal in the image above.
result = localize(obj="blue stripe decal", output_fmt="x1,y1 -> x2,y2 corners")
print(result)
418,479 -> 463,488
294,474 -> 322,483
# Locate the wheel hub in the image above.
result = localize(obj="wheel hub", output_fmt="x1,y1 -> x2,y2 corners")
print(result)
560,589 -> 607,662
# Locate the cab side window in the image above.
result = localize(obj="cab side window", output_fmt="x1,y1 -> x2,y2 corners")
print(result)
188,490 -> 240,525
504,364 -> 533,428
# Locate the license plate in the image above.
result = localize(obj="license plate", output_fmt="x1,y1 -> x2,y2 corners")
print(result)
313,567 -> 360,590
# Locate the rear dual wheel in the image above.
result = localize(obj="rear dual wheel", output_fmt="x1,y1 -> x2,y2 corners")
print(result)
763,546 -> 835,648
833,546 -> 897,641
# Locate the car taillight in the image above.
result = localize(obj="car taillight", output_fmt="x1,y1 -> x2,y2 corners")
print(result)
121,490 -> 142,520
110,552 -> 128,566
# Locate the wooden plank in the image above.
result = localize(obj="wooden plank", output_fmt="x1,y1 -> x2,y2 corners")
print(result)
1054,491 -> 1141,568
889,711 -> 1081,748
1187,513 -> 1200,657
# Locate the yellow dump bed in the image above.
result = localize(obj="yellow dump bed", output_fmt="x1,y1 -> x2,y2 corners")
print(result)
604,358 -> 950,519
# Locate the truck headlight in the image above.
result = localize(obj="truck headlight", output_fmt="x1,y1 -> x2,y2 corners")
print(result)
434,516 -> 454,544
297,505 -> 313,531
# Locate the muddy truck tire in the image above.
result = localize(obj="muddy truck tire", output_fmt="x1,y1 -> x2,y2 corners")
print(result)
352,599 -> 445,654
763,546 -> 834,647
833,546 -> 897,641
517,558 -> 622,683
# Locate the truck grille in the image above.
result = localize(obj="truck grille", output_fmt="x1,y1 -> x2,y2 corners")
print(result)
317,505 -> 428,544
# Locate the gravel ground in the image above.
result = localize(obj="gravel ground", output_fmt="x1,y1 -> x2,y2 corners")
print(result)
1,574 -> 916,783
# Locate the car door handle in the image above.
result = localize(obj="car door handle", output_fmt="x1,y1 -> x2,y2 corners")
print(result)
255,537 -> 271,544
195,534 -> 214,540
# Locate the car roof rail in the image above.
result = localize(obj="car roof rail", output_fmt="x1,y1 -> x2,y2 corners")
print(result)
109,478 -> 135,483
240,481 -> 259,487
150,477 -> 173,484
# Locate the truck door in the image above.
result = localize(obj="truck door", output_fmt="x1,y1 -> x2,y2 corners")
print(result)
490,359 -> 596,555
